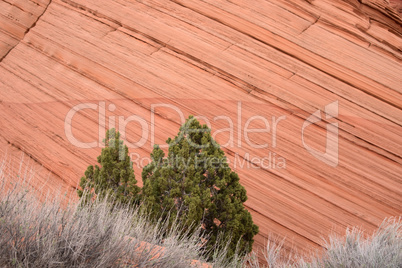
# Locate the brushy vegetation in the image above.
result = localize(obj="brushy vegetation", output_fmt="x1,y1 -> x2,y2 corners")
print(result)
0,159 -> 243,268
301,217 -> 402,268
1,158 -> 400,267
249,218 -> 401,268
78,129 -> 141,207
142,116 -> 258,259
80,121 -> 258,261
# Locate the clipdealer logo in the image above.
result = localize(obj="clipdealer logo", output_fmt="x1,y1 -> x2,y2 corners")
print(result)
302,101 -> 339,167
64,101 -> 339,168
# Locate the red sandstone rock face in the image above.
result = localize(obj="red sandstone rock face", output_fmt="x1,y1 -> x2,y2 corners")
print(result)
390,0 -> 402,14
0,0 -> 401,260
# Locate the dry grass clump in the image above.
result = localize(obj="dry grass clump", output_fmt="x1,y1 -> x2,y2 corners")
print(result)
247,218 -> 401,268
1,158 -> 400,267
0,158 -> 244,267
300,217 -> 402,268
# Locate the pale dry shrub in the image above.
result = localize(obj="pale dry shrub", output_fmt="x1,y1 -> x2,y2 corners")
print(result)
300,217 -> 402,268
0,158 -> 245,267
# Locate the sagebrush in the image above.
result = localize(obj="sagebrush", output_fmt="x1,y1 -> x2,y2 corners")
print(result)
1,157 -> 400,267
0,159 -> 244,267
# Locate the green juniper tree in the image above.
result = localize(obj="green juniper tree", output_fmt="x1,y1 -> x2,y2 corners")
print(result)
78,128 -> 140,207
142,116 -> 258,259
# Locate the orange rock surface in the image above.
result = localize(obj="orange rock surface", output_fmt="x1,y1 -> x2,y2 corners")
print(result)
0,0 -> 401,260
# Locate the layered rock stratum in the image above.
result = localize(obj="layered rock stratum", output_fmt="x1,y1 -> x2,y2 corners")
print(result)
0,0 -> 401,261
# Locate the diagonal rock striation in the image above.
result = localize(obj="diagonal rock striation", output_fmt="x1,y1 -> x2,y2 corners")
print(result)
0,0 -> 401,262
